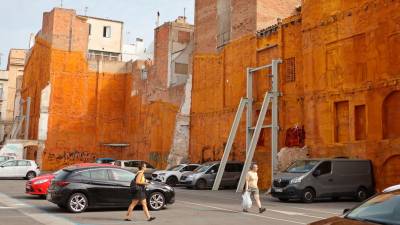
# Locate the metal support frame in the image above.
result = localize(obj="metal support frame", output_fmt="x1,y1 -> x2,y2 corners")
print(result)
212,98 -> 248,190
9,97 -> 31,140
212,59 -> 282,192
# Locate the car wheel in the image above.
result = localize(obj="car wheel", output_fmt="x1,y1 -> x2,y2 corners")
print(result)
25,171 -> 36,180
148,192 -> 165,211
166,176 -> 178,187
195,179 -> 207,190
67,193 -> 88,213
301,188 -> 315,203
355,187 -> 368,202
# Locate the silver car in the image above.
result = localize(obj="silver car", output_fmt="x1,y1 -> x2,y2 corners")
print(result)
113,160 -> 156,180
180,161 -> 244,189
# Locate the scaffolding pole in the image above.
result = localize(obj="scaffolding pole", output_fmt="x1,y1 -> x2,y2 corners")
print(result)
213,59 -> 282,192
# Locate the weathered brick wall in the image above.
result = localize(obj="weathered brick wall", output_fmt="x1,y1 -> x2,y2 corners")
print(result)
190,0 -> 400,190
194,0 -> 218,53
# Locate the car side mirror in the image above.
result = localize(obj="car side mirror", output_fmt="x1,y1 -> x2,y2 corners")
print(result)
210,170 -> 215,174
313,170 -> 321,177
343,208 -> 350,214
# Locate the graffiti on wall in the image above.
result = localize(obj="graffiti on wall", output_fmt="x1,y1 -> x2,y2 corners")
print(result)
148,151 -> 168,168
45,150 -> 96,168
200,143 -> 242,163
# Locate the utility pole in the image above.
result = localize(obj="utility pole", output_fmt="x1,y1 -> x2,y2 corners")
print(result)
84,6 -> 88,16
60,0 -> 63,8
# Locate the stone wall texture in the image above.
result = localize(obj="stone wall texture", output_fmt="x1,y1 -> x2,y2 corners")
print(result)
190,0 -> 400,190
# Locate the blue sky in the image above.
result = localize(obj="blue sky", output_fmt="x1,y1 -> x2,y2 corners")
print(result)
0,0 -> 195,69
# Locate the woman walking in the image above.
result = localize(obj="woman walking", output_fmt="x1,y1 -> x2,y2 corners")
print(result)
244,163 -> 266,213
125,162 -> 156,222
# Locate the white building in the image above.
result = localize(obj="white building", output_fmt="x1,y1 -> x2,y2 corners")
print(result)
83,16 -> 124,61
122,38 -> 152,62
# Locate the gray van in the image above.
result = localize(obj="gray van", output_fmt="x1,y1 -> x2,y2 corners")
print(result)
180,161 -> 244,189
271,159 -> 374,203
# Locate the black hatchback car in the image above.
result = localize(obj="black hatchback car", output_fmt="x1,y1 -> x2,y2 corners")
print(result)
47,165 -> 175,213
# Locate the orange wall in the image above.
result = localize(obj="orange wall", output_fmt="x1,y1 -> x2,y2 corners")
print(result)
190,0 -> 400,190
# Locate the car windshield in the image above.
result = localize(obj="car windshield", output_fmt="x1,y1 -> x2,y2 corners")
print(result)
168,165 -> 184,171
346,190 -> 400,225
285,160 -> 319,173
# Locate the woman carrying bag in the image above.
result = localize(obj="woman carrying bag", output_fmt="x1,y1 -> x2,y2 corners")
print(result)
125,162 -> 156,222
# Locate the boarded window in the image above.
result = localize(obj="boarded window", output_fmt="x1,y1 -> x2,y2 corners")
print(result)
175,63 -> 189,75
354,105 -> 366,140
103,26 -> 111,38
383,91 -> 400,139
178,31 -> 190,43
334,101 -> 349,143
285,57 -> 296,83
88,24 -> 91,35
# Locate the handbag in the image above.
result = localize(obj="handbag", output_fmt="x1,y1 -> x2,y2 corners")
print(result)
130,173 -> 140,192
242,191 -> 252,209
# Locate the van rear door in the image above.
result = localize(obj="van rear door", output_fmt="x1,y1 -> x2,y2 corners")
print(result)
333,161 -> 372,196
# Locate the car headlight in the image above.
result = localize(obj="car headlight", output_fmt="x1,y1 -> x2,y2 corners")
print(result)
165,185 -> 174,191
159,173 -> 166,176
290,176 -> 304,184
33,179 -> 49,185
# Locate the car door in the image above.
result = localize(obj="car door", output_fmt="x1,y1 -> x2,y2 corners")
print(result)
0,160 -> 17,177
312,161 -> 333,197
16,160 -> 30,177
107,168 -> 135,206
87,169 -> 116,206
204,164 -> 219,187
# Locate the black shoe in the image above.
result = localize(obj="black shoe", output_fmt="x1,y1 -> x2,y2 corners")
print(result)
259,208 -> 266,213
148,217 -> 156,222
124,218 -> 132,221
243,209 -> 248,213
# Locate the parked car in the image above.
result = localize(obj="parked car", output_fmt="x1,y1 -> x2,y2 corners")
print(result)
309,184 -> 400,225
152,164 -> 200,186
113,160 -> 156,180
0,156 -> 14,163
0,159 -> 40,180
47,165 -> 175,213
271,159 -> 375,203
26,163 -> 116,198
180,161 -> 244,189
95,158 -> 115,164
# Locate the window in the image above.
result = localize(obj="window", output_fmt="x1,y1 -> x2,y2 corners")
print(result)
108,169 -> 135,182
186,165 -> 199,171
144,162 -> 155,169
226,163 -> 243,172
207,165 -> 219,174
114,161 -> 121,166
90,169 -> 109,181
175,63 -> 189,75
383,91 -> 400,139
124,161 -> 139,168
316,161 -> 331,175
88,24 -> 91,35
2,161 -> 16,167
285,57 -> 296,83
70,170 -> 91,180
103,26 -> 111,38
17,161 -> 30,166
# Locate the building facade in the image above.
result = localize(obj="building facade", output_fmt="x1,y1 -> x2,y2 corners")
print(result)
0,70 -> 8,143
190,0 -> 400,190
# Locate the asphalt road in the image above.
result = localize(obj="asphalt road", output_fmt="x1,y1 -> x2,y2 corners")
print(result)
0,179 -> 358,225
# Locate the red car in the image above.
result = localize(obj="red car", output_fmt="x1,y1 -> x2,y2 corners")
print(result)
26,163 -> 116,198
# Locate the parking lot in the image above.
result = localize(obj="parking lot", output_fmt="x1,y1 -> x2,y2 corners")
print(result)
0,179 -> 358,225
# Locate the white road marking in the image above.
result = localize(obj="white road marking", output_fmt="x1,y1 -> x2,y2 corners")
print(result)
0,192 -> 74,225
0,206 -> 13,209
178,200 -> 308,225
267,209 -> 325,219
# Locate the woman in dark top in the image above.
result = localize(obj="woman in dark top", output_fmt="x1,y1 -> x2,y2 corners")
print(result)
125,162 -> 155,222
